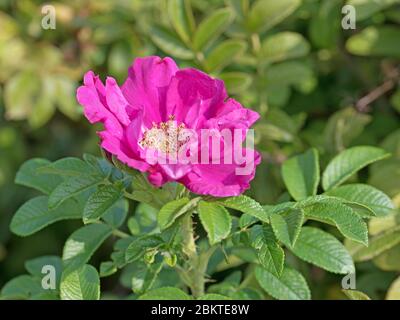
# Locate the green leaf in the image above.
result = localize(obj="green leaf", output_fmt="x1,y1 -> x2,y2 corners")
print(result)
138,287 -> 192,300
343,289 -> 371,300
150,26 -> 194,60
215,195 -> 269,222
54,76 -> 80,120
346,26 -> 400,58
83,184 -> 122,223
15,158 -> 62,194
219,72 -> 252,94
198,201 -> 232,245
347,0 -> 400,21
323,107 -> 371,154
309,0 -> 342,49
258,242 -> 285,278
265,61 -> 316,92
270,208 -> 304,247
386,276 -> 400,300
125,235 -> 163,263
322,146 -> 390,191
291,227 -> 355,274
127,217 -> 141,235
48,175 -> 103,209
37,157 -> 95,177
11,196 -> 82,236
102,198 -> 129,228
261,32 -> 310,63
99,261 -> 117,278
198,294 -> 231,300
62,223 -> 112,273
352,226 -> 400,262
282,148 -> 320,201
25,256 -> 62,288
158,197 -> 190,230
193,8 -> 234,51
4,70 -> 40,121
167,0 -> 195,44
205,40 -> 247,72
60,264 -> 100,300
28,76 -> 56,128
255,266 -> 310,300
246,0 -> 301,33
373,244 -> 400,271
130,261 -> 163,294
0,275 -> 43,300
303,198 -> 368,245
325,184 -> 394,217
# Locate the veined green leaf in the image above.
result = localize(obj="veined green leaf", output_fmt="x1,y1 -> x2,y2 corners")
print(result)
37,157 -> 95,177
48,175 -> 103,209
125,235 -> 163,263
258,242 -> 285,278
83,184 -> 123,223
325,184 -> 394,217
255,266 -> 310,300
322,146 -> 390,191
352,226 -> 400,262
270,208 -> 304,247
158,197 -> 191,230
15,158 -> 62,194
102,198 -> 129,228
60,264 -> 100,300
193,8 -> 234,51
291,227 -> 355,274
282,148 -> 320,201
11,196 -> 82,236
198,201 -> 232,245
303,199 -> 368,245
138,287 -> 192,300
215,195 -> 269,222
62,223 -> 112,274
198,293 -> 231,300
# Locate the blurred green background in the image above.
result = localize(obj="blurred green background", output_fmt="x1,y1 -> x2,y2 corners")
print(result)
0,0 -> 400,299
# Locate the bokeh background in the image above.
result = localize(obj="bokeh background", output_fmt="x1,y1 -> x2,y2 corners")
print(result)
0,0 -> 399,299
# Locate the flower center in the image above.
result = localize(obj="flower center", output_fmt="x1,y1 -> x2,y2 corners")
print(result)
139,115 -> 191,154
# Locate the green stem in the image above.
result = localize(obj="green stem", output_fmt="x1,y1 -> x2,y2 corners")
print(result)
180,213 -> 215,298
112,229 -> 130,238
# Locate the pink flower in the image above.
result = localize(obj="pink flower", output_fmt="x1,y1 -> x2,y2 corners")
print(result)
77,56 -> 260,197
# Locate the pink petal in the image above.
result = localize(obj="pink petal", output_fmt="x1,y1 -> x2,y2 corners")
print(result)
122,56 -> 178,126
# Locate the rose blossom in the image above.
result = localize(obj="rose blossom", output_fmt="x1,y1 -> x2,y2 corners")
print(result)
77,56 -> 260,197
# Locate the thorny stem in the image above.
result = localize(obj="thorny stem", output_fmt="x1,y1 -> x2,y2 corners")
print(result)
180,213 -> 216,298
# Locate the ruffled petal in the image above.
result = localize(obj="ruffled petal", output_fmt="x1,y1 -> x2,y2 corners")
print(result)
122,56 -> 178,127
180,149 -> 261,197
77,71 -> 123,138
165,68 -> 227,128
